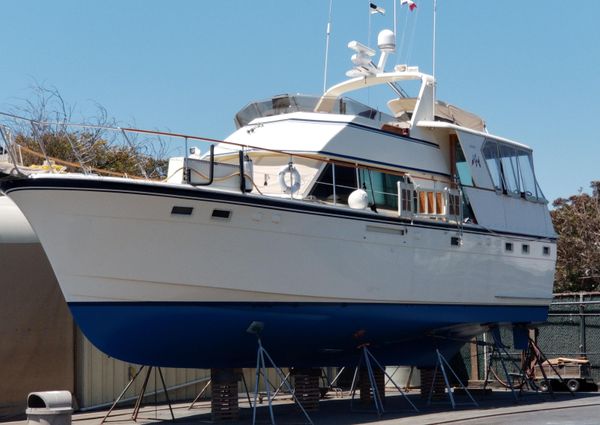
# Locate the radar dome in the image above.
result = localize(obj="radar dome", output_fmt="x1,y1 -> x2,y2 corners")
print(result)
377,29 -> 396,52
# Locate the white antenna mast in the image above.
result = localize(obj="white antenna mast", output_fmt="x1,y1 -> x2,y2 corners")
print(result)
432,0 -> 437,117
323,0 -> 334,93
393,0 -> 397,39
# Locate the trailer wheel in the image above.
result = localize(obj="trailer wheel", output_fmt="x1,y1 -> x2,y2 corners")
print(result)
567,379 -> 580,392
539,380 -> 550,392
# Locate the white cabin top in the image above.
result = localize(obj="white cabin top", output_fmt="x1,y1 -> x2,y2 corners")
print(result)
176,29 -> 554,238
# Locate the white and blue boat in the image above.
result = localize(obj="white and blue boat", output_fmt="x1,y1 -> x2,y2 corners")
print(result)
0,29 -> 556,368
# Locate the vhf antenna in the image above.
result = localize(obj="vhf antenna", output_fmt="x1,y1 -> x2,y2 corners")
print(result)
323,0 -> 334,93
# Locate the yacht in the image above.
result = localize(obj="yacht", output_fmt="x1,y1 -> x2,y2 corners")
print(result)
0,30 -> 556,368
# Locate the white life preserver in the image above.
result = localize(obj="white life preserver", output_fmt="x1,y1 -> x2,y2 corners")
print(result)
278,164 -> 301,194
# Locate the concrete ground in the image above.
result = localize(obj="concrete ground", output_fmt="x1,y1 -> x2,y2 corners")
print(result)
7,390 -> 600,425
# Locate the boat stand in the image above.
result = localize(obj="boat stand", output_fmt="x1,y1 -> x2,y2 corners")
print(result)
321,367 -> 343,397
427,349 -> 478,409
100,365 -> 175,423
349,344 -> 419,416
247,322 -> 314,425
482,329 -> 527,402
188,379 -> 212,409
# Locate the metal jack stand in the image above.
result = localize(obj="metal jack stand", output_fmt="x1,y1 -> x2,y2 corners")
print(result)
483,328 -> 542,401
101,365 -> 175,423
427,349 -> 478,409
247,321 -> 314,425
482,330 -> 527,402
349,344 -> 419,416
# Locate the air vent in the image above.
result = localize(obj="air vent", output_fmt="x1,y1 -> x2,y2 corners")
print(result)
211,209 -> 231,220
171,206 -> 193,215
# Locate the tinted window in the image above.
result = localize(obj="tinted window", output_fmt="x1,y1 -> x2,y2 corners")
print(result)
455,142 -> 473,186
482,141 -> 502,191
309,163 -> 357,204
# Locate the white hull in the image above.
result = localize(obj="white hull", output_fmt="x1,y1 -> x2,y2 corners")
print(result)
6,176 -> 555,307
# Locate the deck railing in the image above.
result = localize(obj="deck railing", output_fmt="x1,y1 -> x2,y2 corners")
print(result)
0,113 -> 463,224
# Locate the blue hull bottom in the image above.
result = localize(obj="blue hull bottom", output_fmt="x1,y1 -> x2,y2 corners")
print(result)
69,302 -> 548,368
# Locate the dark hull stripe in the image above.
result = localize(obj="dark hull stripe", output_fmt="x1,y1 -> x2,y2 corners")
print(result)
1,177 -> 557,242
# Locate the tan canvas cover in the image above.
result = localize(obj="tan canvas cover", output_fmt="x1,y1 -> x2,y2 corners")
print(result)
387,98 -> 486,132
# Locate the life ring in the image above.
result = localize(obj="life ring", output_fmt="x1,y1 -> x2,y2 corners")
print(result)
278,164 -> 301,194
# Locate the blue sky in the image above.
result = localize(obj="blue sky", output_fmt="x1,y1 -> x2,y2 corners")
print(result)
1,1 -> 598,202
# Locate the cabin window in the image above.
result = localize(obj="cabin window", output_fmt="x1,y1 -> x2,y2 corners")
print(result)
543,246 -> 550,256
522,244 -> 529,254
482,142 -> 502,191
505,242 -> 513,252
455,142 -> 473,186
516,151 -> 538,200
498,145 -> 520,196
359,169 -> 402,210
309,163 -> 358,204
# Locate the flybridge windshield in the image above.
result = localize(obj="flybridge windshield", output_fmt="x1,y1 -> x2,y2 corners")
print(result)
234,94 -> 394,128
482,139 -> 546,202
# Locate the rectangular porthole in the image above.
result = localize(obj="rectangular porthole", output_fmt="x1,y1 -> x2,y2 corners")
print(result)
522,244 -> 529,254
171,206 -> 193,215
211,209 -> 231,220
505,242 -> 513,252
543,246 -> 550,256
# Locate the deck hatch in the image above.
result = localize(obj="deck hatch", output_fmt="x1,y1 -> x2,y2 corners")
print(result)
171,206 -> 193,215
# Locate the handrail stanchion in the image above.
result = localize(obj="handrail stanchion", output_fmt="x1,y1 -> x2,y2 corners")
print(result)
0,126 -> 23,176
183,136 -> 189,183
192,144 -> 215,186
239,150 -> 246,193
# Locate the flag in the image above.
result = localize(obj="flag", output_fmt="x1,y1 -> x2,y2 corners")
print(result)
369,2 -> 386,15
400,0 -> 417,11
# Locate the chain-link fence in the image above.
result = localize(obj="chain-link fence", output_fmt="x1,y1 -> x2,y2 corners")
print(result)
461,292 -> 600,387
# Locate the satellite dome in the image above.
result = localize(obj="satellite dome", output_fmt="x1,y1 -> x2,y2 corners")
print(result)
378,29 -> 396,52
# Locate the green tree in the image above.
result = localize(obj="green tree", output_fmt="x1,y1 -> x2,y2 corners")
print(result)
551,181 -> 600,292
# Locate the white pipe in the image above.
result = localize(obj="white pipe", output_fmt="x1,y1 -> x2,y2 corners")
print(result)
432,0 -> 437,117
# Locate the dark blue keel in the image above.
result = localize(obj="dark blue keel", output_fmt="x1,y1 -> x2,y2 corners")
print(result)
69,302 -> 548,368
